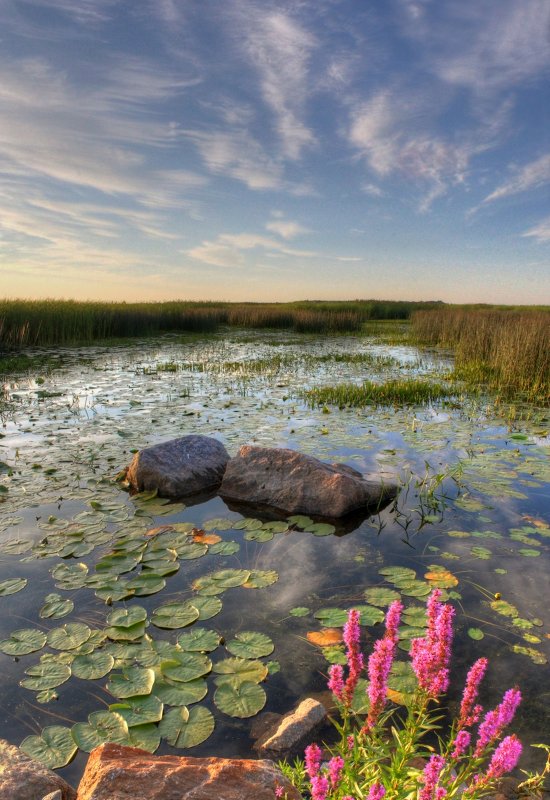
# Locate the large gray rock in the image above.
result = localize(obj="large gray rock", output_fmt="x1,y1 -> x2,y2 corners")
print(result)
0,738 -> 76,800
126,435 -> 229,498
219,445 -> 398,517
254,698 -> 327,758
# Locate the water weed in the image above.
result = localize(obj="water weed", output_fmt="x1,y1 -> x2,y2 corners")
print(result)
304,380 -> 454,408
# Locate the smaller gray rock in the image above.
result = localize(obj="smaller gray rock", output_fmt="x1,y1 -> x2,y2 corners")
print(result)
254,698 -> 327,758
126,435 -> 230,498
0,738 -> 76,800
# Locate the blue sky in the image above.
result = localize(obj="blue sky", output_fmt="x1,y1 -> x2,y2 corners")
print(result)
1,0 -> 549,304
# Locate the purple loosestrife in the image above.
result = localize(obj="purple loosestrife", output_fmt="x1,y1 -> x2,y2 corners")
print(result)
451,729 -> 471,759
363,600 -> 402,732
305,743 -> 322,779
367,783 -> 386,800
343,608 -> 364,704
465,735 -> 522,796
311,774 -> 330,800
328,756 -> 345,789
411,590 -> 454,698
458,658 -> 488,729
419,755 -> 447,800
474,687 -> 521,756
328,664 -> 345,703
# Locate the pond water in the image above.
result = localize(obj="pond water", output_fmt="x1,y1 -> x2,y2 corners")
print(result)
0,328 -> 548,784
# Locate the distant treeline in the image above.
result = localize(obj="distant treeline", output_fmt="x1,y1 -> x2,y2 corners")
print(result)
413,307 -> 550,404
0,299 -> 442,348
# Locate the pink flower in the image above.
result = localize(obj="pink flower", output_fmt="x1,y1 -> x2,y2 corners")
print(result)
311,774 -> 330,800
367,782 -> 386,800
465,735 -> 522,796
363,601 -> 402,731
474,688 -> 521,756
411,591 -> 454,698
419,755 -> 447,800
328,756 -> 345,789
343,609 -> 364,704
384,599 -> 403,643
459,658 -> 488,729
328,664 -> 345,702
305,743 -> 322,779
275,787 -> 284,798
451,730 -> 471,759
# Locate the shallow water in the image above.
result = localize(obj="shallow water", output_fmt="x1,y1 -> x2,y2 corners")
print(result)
0,329 -> 548,784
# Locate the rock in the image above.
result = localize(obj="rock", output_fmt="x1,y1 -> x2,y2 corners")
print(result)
76,743 -> 301,800
254,698 -> 327,758
42,793 -> 63,800
126,435 -> 230,498
220,445 -> 398,517
0,738 -> 76,800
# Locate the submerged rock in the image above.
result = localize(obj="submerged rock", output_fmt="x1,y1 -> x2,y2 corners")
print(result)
220,445 -> 398,517
0,738 -> 76,800
254,697 -> 327,758
76,743 -> 301,800
125,435 -> 229,498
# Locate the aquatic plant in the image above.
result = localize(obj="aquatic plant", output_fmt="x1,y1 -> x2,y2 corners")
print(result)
303,379 -> 454,408
281,591 -> 547,800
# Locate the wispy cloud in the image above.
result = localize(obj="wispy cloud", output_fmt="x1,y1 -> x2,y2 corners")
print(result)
237,5 -> 317,159
522,216 -> 550,244
483,153 -> 550,204
187,230 -> 318,268
265,219 -> 311,239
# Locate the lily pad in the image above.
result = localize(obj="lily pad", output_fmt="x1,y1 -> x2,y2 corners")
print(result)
71,652 -> 115,680
177,629 -> 221,652
314,608 -> 349,627
161,652 -> 212,683
208,541 -> 240,556
213,657 -> 268,685
305,523 -> 336,536
289,606 -> 310,617
153,678 -> 208,706
159,705 -> 215,748
0,628 -> 47,656
20,726 -> 77,769
490,599 -> 519,618
214,679 -> 266,718
468,627 -> 485,640
193,569 -> 251,595
126,723 -> 161,752
47,623 -> 91,651
72,710 -> 129,752
190,596 -> 223,621
39,593 -> 74,620
243,569 -> 278,589
0,578 -> 27,596
226,631 -> 274,659
151,601 -> 200,630
107,606 -> 148,628
364,587 -> 401,607
20,662 -> 72,691
107,666 -> 155,698
109,694 -> 164,726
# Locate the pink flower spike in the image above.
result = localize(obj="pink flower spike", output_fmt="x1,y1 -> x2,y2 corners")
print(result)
311,774 -> 330,800
385,600 -> 403,643
304,743 -> 322,779
419,755 -> 446,800
367,782 -> 386,800
459,658 -> 488,729
474,688 -> 521,756
486,735 -> 523,779
328,664 -> 345,702
451,730 -> 471,759
328,756 -> 345,789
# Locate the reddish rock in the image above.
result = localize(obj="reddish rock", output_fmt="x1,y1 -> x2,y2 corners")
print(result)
0,738 -> 76,800
126,435 -> 229,498
220,445 -> 398,517
76,743 -> 301,800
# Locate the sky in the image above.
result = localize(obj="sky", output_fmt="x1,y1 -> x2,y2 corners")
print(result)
1,0 -> 549,305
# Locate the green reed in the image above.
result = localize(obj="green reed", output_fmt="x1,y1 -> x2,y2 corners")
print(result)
412,308 -> 550,405
304,379 -> 453,408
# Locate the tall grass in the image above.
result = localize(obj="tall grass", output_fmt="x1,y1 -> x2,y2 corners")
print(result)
0,299 -> 440,348
413,308 -> 550,404
304,379 -> 453,407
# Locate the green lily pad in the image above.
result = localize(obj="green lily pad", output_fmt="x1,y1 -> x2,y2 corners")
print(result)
364,587 -> 401,607
51,562 -> 88,590
153,678 -> 208,706
191,596 -> 223,621
126,723 -> 161,753
177,629 -> 221,652
20,662 -> 72,691
226,631 -> 274,659
39,593 -> 74,620
512,618 -> 534,630
511,644 -> 548,665
214,679 -> 266,718
161,652 -> 212,683
401,607 -> 427,627
105,620 -> 147,642
151,601 -> 200,630
491,600 -> 519,618
47,623 -> 91,651
193,569 -> 251,595
125,573 -> 166,596
468,627 -> 485,640
208,541 -> 240,556
213,657 -> 268,685
314,608 -> 349,627
289,607 -> 310,617
379,566 -> 416,582
0,578 -> 27,596
471,546 -> 492,560
244,528 -> 274,542
232,518 -> 264,530
109,694 -> 164,726
351,605 -> 386,626
72,710 -> 129,752
203,517 -> 234,531
518,548 -> 541,557
243,569 -> 278,588
107,666 -> 155,698
305,523 -> 336,536
159,705 -> 215,748
287,515 -> 314,528
71,652 -> 115,680
20,726 -> 77,769
107,606 -> 148,628
0,627 -> 47,656
1,538 -> 32,555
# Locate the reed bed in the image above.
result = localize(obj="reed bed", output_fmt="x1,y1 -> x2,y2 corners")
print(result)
0,299 -> 440,348
304,379 -> 453,408
412,308 -> 550,404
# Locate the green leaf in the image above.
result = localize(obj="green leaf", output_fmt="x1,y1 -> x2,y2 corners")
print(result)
20,662 -> 72,691
364,587 -> 401,607
468,627 -> 485,640
159,705 -> 215,748
379,566 -> 416,582
107,606 -> 148,628
314,608 -> 349,627
125,573 -> 166,596
109,694 -> 163,726
105,620 -> 146,642
518,548 -> 541,557
151,601 -> 200,630
490,599 -> 519,618
193,569 -> 250,595
161,652 -> 212,683
51,562 -> 88,589
289,606 -> 310,617
72,652 -> 115,680
190,596 -> 223,621
212,657 -> 268,685
107,666 -> 155,698
287,515 -> 314,528
305,523 -> 336,536
39,593 -> 74,620
203,517 -> 234,531
20,726 -> 77,769
153,678 -> 208,706
214,679 -> 266,718
226,631 -> 274,659
0,578 -> 27,596
243,569 -> 278,589
177,628 -> 221,652
0,628 -> 47,656
71,710 -> 129,752
47,623 -> 91,651
208,541 -> 240,556
126,723 -> 161,753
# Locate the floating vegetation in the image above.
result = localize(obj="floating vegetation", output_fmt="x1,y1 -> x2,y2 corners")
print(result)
304,379 -> 454,408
